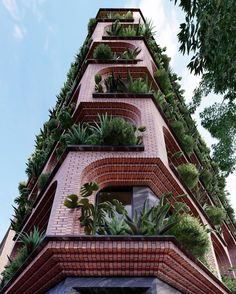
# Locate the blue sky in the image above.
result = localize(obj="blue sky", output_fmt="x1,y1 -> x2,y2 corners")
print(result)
0,0 -> 235,241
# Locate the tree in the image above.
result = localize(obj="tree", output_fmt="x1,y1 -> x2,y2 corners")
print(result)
172,0 -> 236,175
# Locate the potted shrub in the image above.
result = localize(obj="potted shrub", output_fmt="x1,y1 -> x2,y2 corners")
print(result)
93,44 -> 113,60
204,205 -> 226,226
177,163 -> 199,189
168,214 -> 209,259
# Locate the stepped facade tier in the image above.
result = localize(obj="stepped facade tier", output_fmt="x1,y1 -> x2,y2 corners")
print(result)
0,8 -> 235,294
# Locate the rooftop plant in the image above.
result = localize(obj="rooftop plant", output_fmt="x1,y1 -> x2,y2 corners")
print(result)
105,11 -> 133,20
177,163 -> 199,190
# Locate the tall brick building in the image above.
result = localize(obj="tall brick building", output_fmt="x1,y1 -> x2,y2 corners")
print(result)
0,8 -> 236,294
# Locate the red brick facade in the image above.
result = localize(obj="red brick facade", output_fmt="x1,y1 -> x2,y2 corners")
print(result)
2,8 -> 236,294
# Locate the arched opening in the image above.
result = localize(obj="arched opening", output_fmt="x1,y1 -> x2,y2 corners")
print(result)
212,233 -> 233,277
88,41 -> 137,59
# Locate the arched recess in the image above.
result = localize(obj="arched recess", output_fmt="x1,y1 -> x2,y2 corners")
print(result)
163,126 -> 212,208
73,101 -> 141,125
96,66 -> 159,91
75,157 -> 205,229
88,41 -> 136,58
222,224 -> 236,270
163,126 -> 188,167
212,233 -> 233,277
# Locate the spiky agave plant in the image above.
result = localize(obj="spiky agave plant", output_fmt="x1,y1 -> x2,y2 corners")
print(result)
19,227 -> 45,254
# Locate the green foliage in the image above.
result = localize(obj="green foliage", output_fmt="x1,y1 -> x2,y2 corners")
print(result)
222,276 -> 236,293
38,172 -> 51,191
80,182 -> 99,197
58,107 -> 73,129
25,151 -> 46,179
200,102 -> 236,176
155,68 -> 172,95
120,47 -> 141,60
105,11 -> 133,20
104,71 -> 127,93
102,71 -> 152,94
1,227 -> 44,287
89,114 -> 139,146
93,44 -> 113,60
200,169 -> 213,188
124,194 -> 187,235
106,20 -> 122,36
1,246 -> 28,286
181,134 -> 195,155
64,194 -> 78,209
127,73 -> 152,94
204,205 -> 226,226
19,227 -> 45,254
62,124 -> 89,145
173,0 -> 236,173
154,91 -> 165,106
94,74 -> 103,93
105,216 -> 129,235
168,214 -> 210,259
177,163 -> 199,189
87,18 -> 96,35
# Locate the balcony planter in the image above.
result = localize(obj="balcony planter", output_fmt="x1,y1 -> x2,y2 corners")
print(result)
93,92 -> 154,99
97,18 -> 134,22
87,58 -> 140,64
68,144 -> 144,152
102,36 -> 144,40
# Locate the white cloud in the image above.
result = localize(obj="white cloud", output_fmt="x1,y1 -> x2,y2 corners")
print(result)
125,0 -> 179,62
13,24 -> 25,41
2,0 -> 20,20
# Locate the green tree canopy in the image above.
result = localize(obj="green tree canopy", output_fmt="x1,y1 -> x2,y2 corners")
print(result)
172,0 -> 236,175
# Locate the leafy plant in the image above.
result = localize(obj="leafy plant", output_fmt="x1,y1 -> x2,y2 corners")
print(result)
168,214 -> 210,259
200,169 -> 213,188
120,47 -> 141,60
177,163 -> 199,189
62,124 -> 90,145
124,194 -> 187,235
155,68 -> 172,95
204,205 -> 226,226
222,275 -> 236,293
1,246 -> 28,287
106,20 -> 122,36
89,114 -> 139,146
64,182 -> 122,234
94,74 -> 103,92
104,71 -> 127,93
87,18 -> 96,35
58,107 -> 73,129
93,44 -> 113,60
38,172 -> 51,191
127,73 -> 152,94
19,227 -> 45,254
